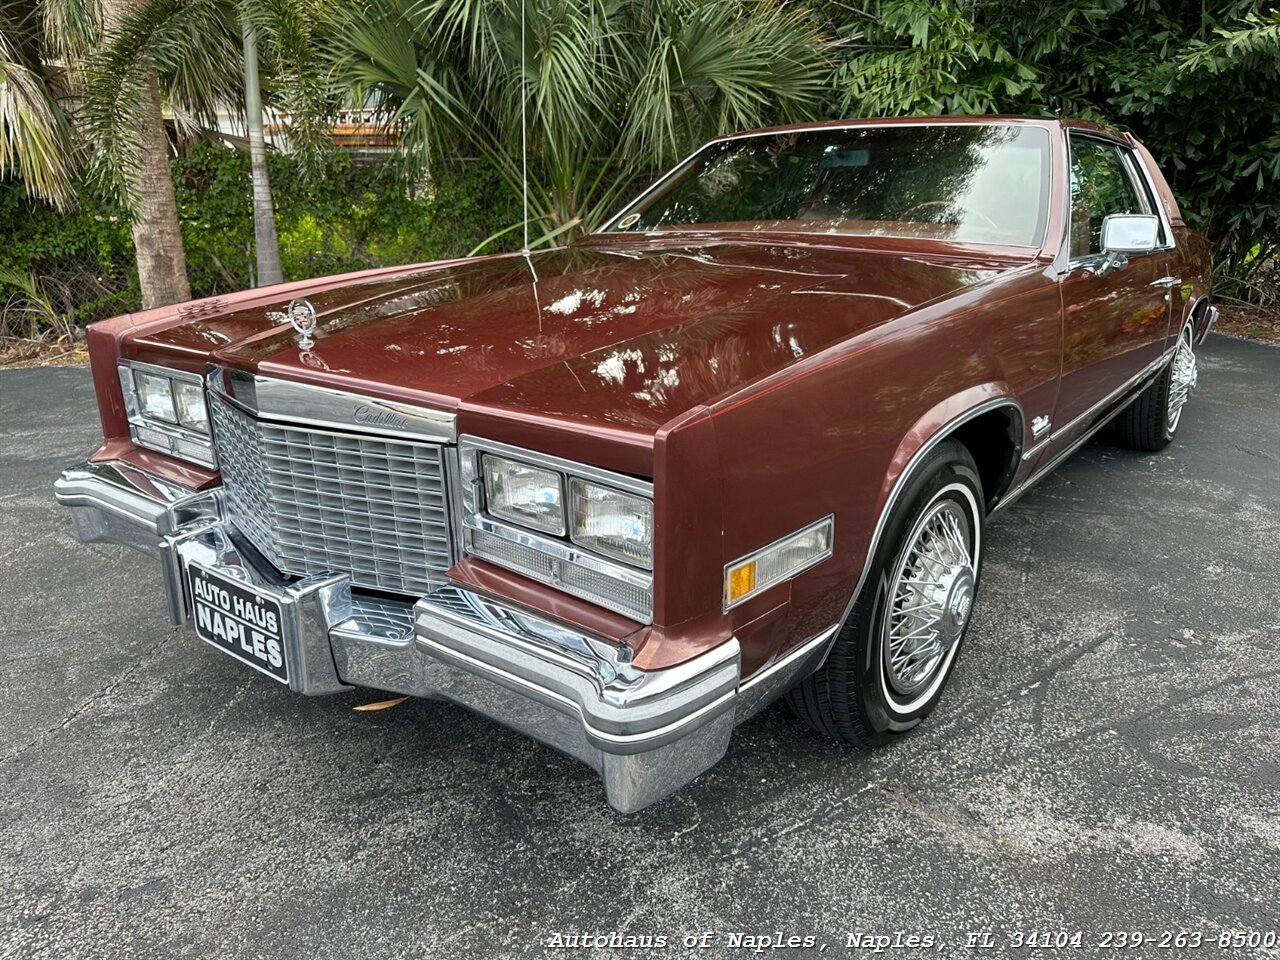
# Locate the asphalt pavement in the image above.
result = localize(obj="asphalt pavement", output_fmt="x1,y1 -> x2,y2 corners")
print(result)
1,334 -> 1277,959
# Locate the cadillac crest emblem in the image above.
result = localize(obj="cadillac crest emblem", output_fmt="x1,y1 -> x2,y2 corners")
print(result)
268,298 -> 319,348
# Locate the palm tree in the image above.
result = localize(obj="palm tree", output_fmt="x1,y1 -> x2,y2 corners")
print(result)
83,0 -> 332,301
2,0 -> 192,307
5,0 -> 325,307
329,0 -> 835,249
99,0 -> 192,306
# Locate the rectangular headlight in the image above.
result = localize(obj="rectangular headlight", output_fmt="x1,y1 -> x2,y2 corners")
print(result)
118,362 -> 215,467
173,380 -> 210,434
136,371 -> 177,423
483,454 -> 565,535
569,479 -> 653,570
459,437 -> 655,620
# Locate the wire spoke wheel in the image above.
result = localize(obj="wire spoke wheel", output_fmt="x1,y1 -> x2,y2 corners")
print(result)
1167,323 -> 1198,433
881,496 -> 976,700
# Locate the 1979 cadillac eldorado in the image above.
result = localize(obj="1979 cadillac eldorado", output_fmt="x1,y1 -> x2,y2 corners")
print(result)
56,117 -> 1215,812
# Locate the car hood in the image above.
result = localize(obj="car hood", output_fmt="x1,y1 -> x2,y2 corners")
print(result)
134,239 -> 1012,439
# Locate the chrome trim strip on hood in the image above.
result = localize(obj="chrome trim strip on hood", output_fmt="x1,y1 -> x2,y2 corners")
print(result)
207,366 -> 456,443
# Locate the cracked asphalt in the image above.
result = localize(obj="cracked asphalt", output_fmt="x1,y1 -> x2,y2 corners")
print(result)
1,334 -> 1278,960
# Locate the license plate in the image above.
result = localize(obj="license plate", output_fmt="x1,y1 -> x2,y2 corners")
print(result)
188,564 -> 288,684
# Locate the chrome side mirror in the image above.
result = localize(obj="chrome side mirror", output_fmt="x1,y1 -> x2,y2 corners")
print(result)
1091,213 -> 1160,277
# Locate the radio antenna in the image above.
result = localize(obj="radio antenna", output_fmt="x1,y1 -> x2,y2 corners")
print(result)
520,0 -> 530,256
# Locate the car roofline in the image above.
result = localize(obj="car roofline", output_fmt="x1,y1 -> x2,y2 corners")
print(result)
705,115 -> 1129,144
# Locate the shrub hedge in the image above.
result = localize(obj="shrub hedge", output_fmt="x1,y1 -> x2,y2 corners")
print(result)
0,145 -> 521,330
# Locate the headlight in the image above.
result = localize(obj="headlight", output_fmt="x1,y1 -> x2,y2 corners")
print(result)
569,479 -> 653,569
118,362 -> 216,467
173,380 -> 210,434
483,455 -> 565,535
459,437 -> 655,620
136,371 -> 177,423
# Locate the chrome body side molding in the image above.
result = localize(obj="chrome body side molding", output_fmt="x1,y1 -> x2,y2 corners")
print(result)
208,366 -> 457,443
993,345 -> 1176,515
1019,343 -> 1177,463
735,622 -> 843,721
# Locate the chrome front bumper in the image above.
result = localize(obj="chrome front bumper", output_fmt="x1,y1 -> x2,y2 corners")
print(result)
54,460 -> 744,813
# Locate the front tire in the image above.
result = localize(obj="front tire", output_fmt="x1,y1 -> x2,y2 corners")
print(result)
787,440 -> 984,746
1111,319 -> 1198,451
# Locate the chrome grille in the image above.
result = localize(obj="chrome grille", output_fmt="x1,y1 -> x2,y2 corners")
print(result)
210,395 -> 452,597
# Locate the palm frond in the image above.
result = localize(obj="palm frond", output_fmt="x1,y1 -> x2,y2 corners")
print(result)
81,0 -> 240,198
0,21 -> 80,208
324,0 -> 836,246
246,0 -> 340,176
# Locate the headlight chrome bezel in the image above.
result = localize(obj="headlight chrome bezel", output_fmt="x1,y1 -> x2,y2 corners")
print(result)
459,437 -> 655,621
117,361 -> 217,467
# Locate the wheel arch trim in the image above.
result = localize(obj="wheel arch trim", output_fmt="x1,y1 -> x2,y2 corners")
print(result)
1182,289 -> 1215,345
816,394 -> 1023,671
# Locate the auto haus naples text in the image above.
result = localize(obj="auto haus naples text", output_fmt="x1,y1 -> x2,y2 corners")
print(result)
190,575 -> 283,669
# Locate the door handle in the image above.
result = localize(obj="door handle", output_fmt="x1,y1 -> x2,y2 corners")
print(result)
1150,276 -> 1181,289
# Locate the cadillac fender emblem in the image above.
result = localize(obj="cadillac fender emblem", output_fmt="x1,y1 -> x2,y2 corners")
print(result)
268,298 -> 319,348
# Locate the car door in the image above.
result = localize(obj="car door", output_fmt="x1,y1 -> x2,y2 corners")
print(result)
1051,133 -> 1178,437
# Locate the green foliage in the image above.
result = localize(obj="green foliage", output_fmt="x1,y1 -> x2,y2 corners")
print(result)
0,179 -> 139,330
327,0 -> 836,244
5,0 -> 1277,329
0,144 -> 521,329
80,0 -> 340,202
0,3 -> 82,209
826,0 -> 1280,303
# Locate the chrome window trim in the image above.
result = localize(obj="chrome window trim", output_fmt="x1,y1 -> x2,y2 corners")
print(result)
1121,150 -> 1175,250
208,366 -> 456,443
722,514 -> 835,611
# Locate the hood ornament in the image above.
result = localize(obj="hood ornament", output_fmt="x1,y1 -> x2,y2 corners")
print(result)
268,298 -> 319,348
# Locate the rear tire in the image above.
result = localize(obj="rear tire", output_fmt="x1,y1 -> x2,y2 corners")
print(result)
786,440 -> 984,746
1110,320 -> 1198,452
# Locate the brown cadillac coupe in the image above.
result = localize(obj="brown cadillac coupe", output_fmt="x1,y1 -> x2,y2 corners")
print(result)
56,117 -> 1214,812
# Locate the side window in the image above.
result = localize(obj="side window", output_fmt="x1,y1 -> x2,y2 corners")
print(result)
1068,138 -> 1146,258
1123,152 -> 1170,247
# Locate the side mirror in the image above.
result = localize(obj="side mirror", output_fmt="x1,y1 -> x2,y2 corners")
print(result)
1092,213 -> 1160,277
1102,213 -> 1160,253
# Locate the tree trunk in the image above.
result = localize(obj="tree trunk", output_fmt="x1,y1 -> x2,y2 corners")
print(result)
242,18 -> 283,286
130,71 -> 191,308
102,0 -> 191,309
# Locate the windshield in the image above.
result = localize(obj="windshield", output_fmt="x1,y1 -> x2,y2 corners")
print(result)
607,124 -> 1051,247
